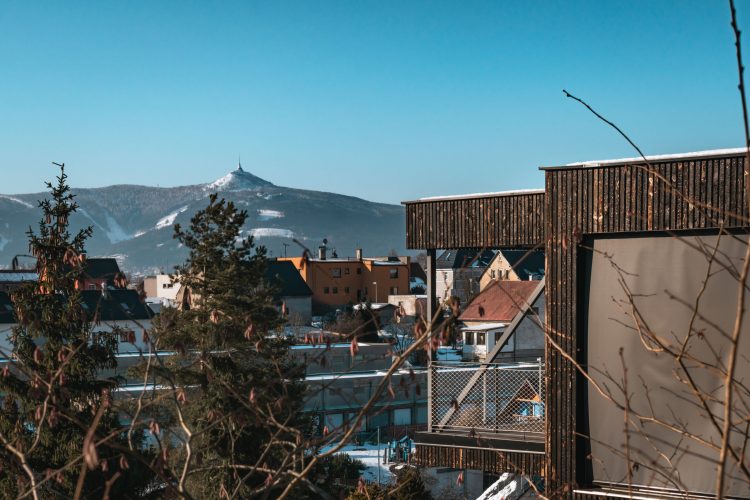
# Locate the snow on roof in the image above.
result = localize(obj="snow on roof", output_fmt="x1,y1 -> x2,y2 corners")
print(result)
405,188 -> 544,203
561,147 -> 747,168
461,322 -> 507,331
305,368 -> 425,381
291,343 -> 373,350
353,303 -> 393,311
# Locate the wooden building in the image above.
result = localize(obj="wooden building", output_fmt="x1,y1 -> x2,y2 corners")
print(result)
403,149 -> 750,498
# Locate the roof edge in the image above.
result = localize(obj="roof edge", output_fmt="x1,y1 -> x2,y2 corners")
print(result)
540,147 -> 747,171
402,189 -> 544,205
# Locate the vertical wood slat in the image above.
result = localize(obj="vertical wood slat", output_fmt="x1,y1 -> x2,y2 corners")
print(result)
403,192 -> 545,249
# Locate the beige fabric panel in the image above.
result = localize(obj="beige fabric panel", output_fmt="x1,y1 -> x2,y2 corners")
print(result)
587,234 -> 749,497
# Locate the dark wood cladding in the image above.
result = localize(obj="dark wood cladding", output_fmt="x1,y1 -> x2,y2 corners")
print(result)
414,444 -> 544,478
404,192 -> 545,249
545,154 -> 748,494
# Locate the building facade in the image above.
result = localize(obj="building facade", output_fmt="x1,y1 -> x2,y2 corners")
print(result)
280,248 -> 409,312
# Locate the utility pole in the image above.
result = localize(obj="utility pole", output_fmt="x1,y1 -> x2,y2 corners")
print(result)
377,426 -> 381,485
282,243 -> 289,258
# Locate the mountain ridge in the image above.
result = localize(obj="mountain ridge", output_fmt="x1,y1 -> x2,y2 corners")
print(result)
0,166 -> 407,275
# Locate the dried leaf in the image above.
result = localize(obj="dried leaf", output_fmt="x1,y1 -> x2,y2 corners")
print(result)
350,336 -> 359,357
244,321 -> 255,340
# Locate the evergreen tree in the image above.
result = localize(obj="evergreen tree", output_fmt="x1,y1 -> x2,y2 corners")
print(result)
150,194 -> 308,497
0,166 -> 154,498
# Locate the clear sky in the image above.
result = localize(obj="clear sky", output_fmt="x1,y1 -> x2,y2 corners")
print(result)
0,1 -> 748,204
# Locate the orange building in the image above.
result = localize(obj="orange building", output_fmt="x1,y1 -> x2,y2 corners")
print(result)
280,248 -> 410,312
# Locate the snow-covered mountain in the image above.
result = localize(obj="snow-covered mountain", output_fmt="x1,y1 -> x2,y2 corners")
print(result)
0,164 -> 407,274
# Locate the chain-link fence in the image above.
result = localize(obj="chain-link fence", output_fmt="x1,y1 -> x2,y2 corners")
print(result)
430,361 -> 545,437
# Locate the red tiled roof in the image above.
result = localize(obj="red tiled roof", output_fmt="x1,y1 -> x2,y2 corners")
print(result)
459,280 -> 540,322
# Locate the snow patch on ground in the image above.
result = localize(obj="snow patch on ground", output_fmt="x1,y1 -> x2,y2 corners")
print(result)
0,235 -> 9,251
257,209 -> 284,221
134,230 -> 147,238
0,195 -> 33,208
248,228 -> 294,238
156,206 -> 188,229
319,443 -> 395,485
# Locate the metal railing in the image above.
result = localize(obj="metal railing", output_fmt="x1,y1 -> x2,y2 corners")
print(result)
429,361 -> 545,438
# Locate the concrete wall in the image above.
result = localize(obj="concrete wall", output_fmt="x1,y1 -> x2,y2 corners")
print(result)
387,294 -> 427,318
282,295 -> 312,325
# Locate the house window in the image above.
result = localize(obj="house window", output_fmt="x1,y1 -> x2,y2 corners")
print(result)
465,332 -> 474,345
331,268 -> 341,278
494,332 -> 503,344
344,268 -> 350,275
344,287 -> 350,294
323,287 -> 330,294
389,269 -> 398,279
490,269 -> 496,279
333,287 -> 338,294
477,332 -> 485,345
356,268 -> 362,275
389,286 -> 398,295
88,284 -> 97,290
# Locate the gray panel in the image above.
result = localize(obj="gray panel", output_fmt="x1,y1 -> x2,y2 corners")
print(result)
587,234 -> 749,497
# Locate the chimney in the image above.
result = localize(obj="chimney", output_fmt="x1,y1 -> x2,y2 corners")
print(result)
355,248 -> 363,260
318,245 -> 327,260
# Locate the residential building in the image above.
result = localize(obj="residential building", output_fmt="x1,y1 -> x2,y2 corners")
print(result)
264,260 -> 313,324
143,273 -> 182,304
0,288 -> 154,384
435,248 -> 495,306
76,257 -> 125,291
280,247 -> 410,313
459,280 -> 544,361
478,249 -> 544,290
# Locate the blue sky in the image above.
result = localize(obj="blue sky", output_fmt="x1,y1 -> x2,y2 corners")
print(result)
0,1 -> 747,204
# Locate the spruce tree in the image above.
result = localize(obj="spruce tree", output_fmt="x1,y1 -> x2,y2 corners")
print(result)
150,194 -> 308,497
0,166 -> 154,498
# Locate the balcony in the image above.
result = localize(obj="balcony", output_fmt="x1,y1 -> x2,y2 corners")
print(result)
413,361 -> 545,475
430,361 -> 544,439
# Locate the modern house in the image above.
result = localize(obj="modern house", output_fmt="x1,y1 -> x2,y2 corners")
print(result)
280,248 -> 410,313
459,280 -> 544,362
403,149 -> 750,499
435,248 -> 495,306
478,249 -> 545,290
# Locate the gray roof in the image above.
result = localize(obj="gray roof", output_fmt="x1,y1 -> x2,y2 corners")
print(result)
498,249 -> 545,280
265,260 -> 312,299
436,249 -> 496,269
